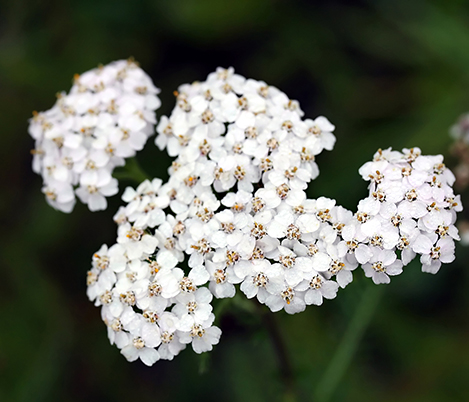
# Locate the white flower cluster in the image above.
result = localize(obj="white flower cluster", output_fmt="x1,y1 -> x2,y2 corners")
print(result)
86,67 -> 462,366
29,59 -> 161,212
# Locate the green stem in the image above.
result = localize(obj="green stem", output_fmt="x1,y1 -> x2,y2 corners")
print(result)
253,300 -> 298,402
113,157 -> 151,183
315,283 -> 385,402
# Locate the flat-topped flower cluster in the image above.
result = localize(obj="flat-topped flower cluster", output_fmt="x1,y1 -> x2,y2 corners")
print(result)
28,59 -> 161,212
84,67 -> 462,366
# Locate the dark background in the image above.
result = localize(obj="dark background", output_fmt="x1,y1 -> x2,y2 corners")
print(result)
1,0 -> 469,401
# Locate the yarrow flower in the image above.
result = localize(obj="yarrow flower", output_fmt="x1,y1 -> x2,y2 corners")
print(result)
29,58 -> 161,212
78,66 -> 462,366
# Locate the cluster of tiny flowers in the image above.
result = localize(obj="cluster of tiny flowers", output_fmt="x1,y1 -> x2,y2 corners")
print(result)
354,147 -> 461,282
87,178 -> 221,365
86,67 -> 462,365
29,59 -> 161,212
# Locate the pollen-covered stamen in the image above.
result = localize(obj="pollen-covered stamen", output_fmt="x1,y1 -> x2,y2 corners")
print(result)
173,221 -> 186,236
85,160 -> 97,171
281,287 -> 295,305
286,224 -> 301,240
346,239 -> 358,252
126,226 -> 144,241
356,212 -> 369,223
191,238 -> 211,255
238,96 -> 248,110
282,120 -> 294,132
258,85 -> 269,98
372,189 -> 386,202
168,189 -> 177,200
234,165 -> 246,180
133,337 -> 145,350
94,253 -> 110,270
186,301 -> 198,314
221,222 -> 235,234
204,89 -> 213,101
163,122 -> 173,136
232,143 -> 243,154
177,98 -> 191,112
143,310 -> 159,323
285,166 -> 298,179
62,156 -> 73,169
214,269 -> 227,284
226,250 -> 240,266
45,190 -> 57,201
134,85 -> 147,95
177,134 -> 189,146
333,222 -> 345,234
293,205 -> 305,214
100,290 -> 113,304
214,167 -> 224,180
172,162 -> 181,172
279,254 -> 295,268
231,203 -> 244,213
436,225 -> 449,237
253,272 -> 269,287
107,99 -> 118,114
444,197 -> 459,210
251,222 -> 267,239
222,83 -> 232,94
148,261 -> 161,275
396,237 -> 410,250
250,246 -> 265,260
405,148 -> 421,162
430,176 -> 442,188
368,170 -> 384,184
190,324 -> 205,338
308,124 -> 321,135
199,139 -> 211,156
267,138 -> 278,151
87,185 -> 98,194
161,331 -> 174,344
87,271 -> 98,286
180,277 -> 196,293
81,126 -> 95,137
405,189 -> 418,202
111,318 -> 123,332
259,158 -> 273,172
430,246 -> 441,260
105,143 -> 115,155
427,202 -> 440,212
148,281 -> 162,297
164,237 -> 175,250
196,207 -> 214,222
391,214 -> 402,227
120,291 -> 136,306
126,272 -> 137,282
308,243 -> 319,256
300,147 -> 314,162
310,275 -> 323,289
245,126 -> 258,138
184,175 -> 198,187
277,183 -> 290,200
329,260 -> 345,275
201,109 -> 215,124
285,99 -> 299,111
401,166 -> 412,176
372,261 -> 386,272
317,209 -> 332,223
252,197 -> 265,213
370,235 -> 383,247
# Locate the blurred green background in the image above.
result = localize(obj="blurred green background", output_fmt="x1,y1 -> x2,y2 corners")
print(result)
1,0 -> 469,401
